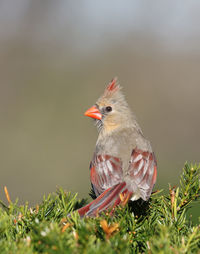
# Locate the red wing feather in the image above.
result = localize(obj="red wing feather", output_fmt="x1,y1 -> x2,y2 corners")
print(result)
128,148 -> 157,200
90,154 -> 123,196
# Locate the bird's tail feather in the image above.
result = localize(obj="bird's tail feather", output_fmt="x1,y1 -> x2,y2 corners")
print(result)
76,182 -> 132,217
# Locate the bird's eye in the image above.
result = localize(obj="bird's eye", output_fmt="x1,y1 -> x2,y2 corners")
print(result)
105,106 -> 112,112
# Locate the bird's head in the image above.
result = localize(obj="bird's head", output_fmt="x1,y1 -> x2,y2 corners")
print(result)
85,78 -> 133,134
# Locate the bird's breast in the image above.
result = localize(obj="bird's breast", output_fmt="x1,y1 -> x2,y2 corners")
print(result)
96,127 -> 152,173
96,129 -> 137,173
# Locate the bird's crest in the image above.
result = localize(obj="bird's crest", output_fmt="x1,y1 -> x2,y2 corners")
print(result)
96,77 -> 127,109
107,78 -> 119,92
102,77 -> 122,99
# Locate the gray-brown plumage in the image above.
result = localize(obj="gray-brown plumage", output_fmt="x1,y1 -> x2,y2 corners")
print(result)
77,78 -> 157,217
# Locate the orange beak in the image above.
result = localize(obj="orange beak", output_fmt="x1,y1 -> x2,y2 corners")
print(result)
84,106 -> 102,120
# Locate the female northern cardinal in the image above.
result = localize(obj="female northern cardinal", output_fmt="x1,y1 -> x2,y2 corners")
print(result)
77,78 -> 157,217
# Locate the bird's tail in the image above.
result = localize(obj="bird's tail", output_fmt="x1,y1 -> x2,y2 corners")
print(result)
74,182 -> 132,217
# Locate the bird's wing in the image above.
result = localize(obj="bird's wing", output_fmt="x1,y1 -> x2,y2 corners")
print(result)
127,148 -> 157,201
74,149 -> 157,218
75,154 -> 127,217
90,154 -> 123,197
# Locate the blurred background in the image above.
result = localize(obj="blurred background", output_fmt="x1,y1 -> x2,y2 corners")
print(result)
0,1 -> 199,218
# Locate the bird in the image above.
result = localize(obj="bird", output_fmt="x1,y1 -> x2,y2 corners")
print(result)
76,78 -> 157,217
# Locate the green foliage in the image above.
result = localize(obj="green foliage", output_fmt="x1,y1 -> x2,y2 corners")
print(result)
0,163 -> 200,253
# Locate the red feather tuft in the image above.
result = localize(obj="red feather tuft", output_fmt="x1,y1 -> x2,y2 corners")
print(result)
107,77 -> 118,92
